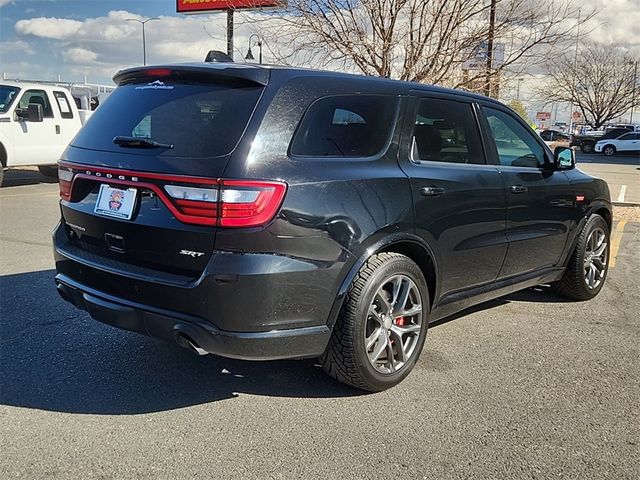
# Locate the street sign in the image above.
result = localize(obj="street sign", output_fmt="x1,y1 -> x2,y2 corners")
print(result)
536,112 -> 551,120
462,42 -> 505,70
572,111 -> 583,120
177,0 -> 283,13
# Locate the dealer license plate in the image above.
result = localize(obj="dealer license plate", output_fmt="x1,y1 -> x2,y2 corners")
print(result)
94,184 -> 138,220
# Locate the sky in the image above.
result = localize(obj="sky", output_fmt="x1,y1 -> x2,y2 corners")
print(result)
0,0 -> 639,120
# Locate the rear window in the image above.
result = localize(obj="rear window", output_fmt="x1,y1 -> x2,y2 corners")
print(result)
72,82 -> 263,158
290,95 -> 396,157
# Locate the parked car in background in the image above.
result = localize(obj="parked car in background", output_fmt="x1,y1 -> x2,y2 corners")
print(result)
53,63 -> 612,391
571,126 -> 634,153
595,132 -> 640,156
539,129 -> 572,151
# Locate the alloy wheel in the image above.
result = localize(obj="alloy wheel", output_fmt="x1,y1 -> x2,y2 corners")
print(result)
584,227 -> 607,289
364,274 -> 423,374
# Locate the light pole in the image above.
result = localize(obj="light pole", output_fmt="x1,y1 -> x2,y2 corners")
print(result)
126,17 -> 159,66
245,34 -> 263,64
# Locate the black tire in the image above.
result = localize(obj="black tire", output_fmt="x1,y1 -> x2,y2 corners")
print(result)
321,252 -> 429,391
553,214 -> 610,301
580,142 -> 594,154
602,145 -> 616,157
38,165 -> 58,178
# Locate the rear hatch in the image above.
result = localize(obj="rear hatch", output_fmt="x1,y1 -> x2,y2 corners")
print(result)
57,64 -> 268,279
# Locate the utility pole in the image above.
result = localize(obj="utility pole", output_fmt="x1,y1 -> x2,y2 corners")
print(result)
226,10 -> 234,59
516,77 -> 523,101
568,9 -> 581,133
126,17 -> 159,66
484,0 -> 496,98
631,60 -> 638,124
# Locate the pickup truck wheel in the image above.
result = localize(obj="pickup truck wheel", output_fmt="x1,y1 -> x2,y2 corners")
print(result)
553,214 -> 609,301
321,252 -> 429,391
38,165 -> 58,178
602,145 -> 616,156
580,142 -> 594,154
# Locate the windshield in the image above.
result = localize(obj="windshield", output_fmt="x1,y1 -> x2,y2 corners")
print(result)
0,85 -> 20,114
72,82 -> 263,158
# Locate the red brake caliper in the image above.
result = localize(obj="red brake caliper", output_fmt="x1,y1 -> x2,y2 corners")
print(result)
395,316 -> 405,326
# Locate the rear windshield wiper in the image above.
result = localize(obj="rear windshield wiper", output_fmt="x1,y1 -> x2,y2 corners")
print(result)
113,136 -> 174,149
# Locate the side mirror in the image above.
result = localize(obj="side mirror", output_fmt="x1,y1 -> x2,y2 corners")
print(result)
553,146 -> 575,170
27,103 -> 44,122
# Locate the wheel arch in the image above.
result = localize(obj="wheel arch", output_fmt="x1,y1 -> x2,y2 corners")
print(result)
326,232 -> 439,328
594,206 -> 612,231
0,140 -> 7,168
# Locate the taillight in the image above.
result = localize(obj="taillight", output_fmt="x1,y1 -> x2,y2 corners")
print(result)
58,162 -> 287,228
165,184 -> 219,221
164,180 -> 286,227
58,166 -> 74,200
219,180 -> 287,228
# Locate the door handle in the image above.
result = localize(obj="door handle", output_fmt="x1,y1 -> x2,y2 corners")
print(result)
510,185 -> 528,194
55,125 -> 60,134
420,186 -> 445,197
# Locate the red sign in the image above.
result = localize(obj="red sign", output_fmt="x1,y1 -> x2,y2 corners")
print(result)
177,0 -> 282,12
572,111 -> 582,120
536,111 -> 551,120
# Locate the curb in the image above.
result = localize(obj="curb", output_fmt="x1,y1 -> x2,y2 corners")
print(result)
613,201 -> 640,207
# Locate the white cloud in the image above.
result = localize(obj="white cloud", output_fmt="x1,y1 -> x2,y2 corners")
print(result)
0,40 -> 34,56
0,0 -> 14,7
15,17 -> 83,40
581,0 -> 640,55
65,47 -> 98,65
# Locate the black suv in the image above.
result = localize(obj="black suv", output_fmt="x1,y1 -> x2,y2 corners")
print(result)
54,63 -> 612,391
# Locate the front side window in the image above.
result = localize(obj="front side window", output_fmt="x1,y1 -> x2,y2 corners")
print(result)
0,85 -> 20,113
617,133 -> 632,140
411,98 -> 485,165
290,95 -> 396,157
483,107 -> 546,168
53,91 -> 74,119
18,89 -> 54,118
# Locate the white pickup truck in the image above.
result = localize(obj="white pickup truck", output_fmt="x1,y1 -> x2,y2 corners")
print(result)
0,81 -> 85,185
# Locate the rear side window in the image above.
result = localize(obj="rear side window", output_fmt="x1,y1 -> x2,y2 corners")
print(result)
18,89 -> 54,118
53,91 -> 73,119
290,95 -> 396,157
72,82 -> 263,158
411,98 -> 485,164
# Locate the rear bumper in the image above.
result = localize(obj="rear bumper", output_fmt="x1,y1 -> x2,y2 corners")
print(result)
55,274 -> 331,360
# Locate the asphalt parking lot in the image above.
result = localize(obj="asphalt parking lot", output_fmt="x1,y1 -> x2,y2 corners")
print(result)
1,168 -> 639,479
576,152 -> 640,204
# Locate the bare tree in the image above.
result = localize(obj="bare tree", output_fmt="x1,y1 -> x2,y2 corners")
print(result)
543,42 -> 639,129
249,0 -> 593,95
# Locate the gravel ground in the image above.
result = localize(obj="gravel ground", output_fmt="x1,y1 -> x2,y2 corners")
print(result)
613,206 -> 640,222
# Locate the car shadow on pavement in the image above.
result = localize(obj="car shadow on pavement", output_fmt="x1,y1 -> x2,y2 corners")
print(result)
1,271 -> 573,415
1,168 -> 58,188
0,269 -> 363,415
429,285 -> 571,328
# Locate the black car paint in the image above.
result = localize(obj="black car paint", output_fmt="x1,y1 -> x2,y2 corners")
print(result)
53,64 -> 612,360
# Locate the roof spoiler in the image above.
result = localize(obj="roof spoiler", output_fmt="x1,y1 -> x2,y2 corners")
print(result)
113,64 -> 270,87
